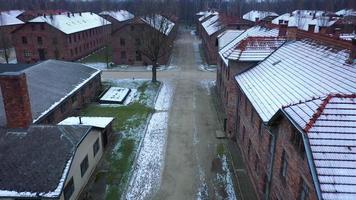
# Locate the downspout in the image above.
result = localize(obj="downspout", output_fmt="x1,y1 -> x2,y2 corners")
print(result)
281,109 -> 323,200
265,125 -> 277,200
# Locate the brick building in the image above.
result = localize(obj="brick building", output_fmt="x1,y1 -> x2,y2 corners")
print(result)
112,15 -> 177,66
17,9 -> 67,22
0,11 -> 24,48
196,10 -> 218,37
12,12 -> 111,63
217,25 -> 283,135
226,28 -> 356,200
200,14 -> 253,64
0,59 -> 101,128
100,10 -> 134,32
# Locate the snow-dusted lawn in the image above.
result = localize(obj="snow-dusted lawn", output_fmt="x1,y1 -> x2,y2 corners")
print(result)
125,81 -> 174,199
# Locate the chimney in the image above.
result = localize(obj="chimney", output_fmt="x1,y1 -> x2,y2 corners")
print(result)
279,24 -> 287,37
67,12 -> 70,17
348,38 -> 356,64
0,72 -> 32,128
286,26 -> 298,41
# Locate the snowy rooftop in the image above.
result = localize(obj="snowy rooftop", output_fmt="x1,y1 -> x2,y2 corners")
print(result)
198,11 -> 218,22
340,33 -> 356,41
0,60 -> 100,127
229,37 -> 286,62
335,9 -> 356,17
219,25 -> 279,65
4,10 -> 24,17
283,94 -> 356,200
59,117 -> 114,129
272,12 -> 337,33
218,29 -> 245,49
235,39 -> 356,123
0,11 -> 24,26
0,125 -> 91,198
29,12 -> 111,34
201,14 -> 224,36
141,15 -> 175,36
100,10 -> 134,22
243,10 -> 278,22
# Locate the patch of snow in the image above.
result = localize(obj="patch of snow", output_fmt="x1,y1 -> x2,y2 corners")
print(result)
33,70 -> 101,123
84,62 -> 108,70
200,80 -> 215,95
100,87 -> 131,103
100,10 -> 134,22
125,112 -> 169,200
216,155 -> 237,200
58,117 -> 114,129
155,81 -> 174,111
199,64 -> 217,72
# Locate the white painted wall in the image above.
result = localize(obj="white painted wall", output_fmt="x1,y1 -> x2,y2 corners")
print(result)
59,129 -> 104,200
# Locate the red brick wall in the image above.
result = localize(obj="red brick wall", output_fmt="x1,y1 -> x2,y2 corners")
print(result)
35,73 -> 102,124
0,24 -> 21,48
201,27 -> 226,65
0,73 -> 32,128
13,22 -> 111,63
112,23 -> 175,66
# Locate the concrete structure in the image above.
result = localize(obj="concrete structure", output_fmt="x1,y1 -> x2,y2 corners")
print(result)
12,12 -> 111,63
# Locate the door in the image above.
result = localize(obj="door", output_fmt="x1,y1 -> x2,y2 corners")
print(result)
38,49 -> 46,60
102,130 -> 108,148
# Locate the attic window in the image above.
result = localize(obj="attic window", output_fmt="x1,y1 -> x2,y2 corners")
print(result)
272,60 -> 281,66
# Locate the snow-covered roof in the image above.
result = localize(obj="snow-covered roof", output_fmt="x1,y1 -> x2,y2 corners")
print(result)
340,33 -> 356,41
100,10 -> 134,22
59,117 -> 114,129
235,39 -> 356,123
218,29 -> 245,49
283,94 -> 356,200
243,10 -> 278,22
335,9 -> 356,17
0,11 -> 24,26
219,26 -> 279,65
141,15 -> 175,36
229,37 -> 285,62
201,14 -> 224,36
3,10 -> 24,18
0,125 -> 91,198
100,87 -> 130,103
29,12 -> 111,34
272,12 -> 337,33
198,11 -> 218,22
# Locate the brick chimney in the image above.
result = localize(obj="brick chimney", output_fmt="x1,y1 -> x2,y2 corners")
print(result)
348,38 -> 356,64
286,26 -> 298,40
0,72 -> 32,128
279,24 -> 287,37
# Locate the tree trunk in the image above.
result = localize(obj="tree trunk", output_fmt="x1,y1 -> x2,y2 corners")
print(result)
152,62 -> 158,83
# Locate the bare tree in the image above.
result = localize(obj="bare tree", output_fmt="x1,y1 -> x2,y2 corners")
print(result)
134,14 -> 174,83
0,13 -> 12,64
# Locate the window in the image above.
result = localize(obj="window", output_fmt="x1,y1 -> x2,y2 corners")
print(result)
248,139 -> 252,156
130,25 -> 135,31
63,177 -> 74,200
31,24 -> 35,31
121,51 -> 126,59
299,178 -> 309,200
22,36 -> 27,44
120,38 -> 125,46
75,47 -> 78,55
291,130 -> 305,158
135,38 -> 141,46
69,36 -> 72,44
40,23 -> 45,30
135,51 -> 142,61
60,103 -> 66,113
242,126 -> 246,141
70,49 -> 73,56
280,150 -> 288,180
254,153 -> 259,175
250,106 -> 254,122
37,37 -> 43,45
71,95 -> 77,103
80,155 -> 89,177
258,122 -> 263,136
54,50 -> 60,59
53,37 -> 58,45
93,138 -> 100,157
24,50 -> 31,58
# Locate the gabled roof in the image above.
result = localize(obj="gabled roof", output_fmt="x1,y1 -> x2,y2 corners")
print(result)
0,11 -> 24,27
272,12 -> 338,33
218,29 -> 245,49
100,10 -> 134,22
5,10 -> 24,18
283,94 -> 356,200
243,10 -> 278,22
235,39 -> 356,123
29,12 -> 111,34
0,125 -> 91,198
229,36 -> 285,62
0,60 -> 100,127
219,26 -> 279,65
202,14 -> 223,36
141,14 -> 175,36
198,11 -> 218,22
335,9 -> 356,17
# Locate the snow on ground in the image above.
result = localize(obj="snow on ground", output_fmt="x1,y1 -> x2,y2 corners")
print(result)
155,81 -> 174,111
199,64 -> 217,72
200,80 -> 215,95
125,81 -> 174,199
216,155 -> 237,200
84,62 -> 108,70
125,112 -> 169,200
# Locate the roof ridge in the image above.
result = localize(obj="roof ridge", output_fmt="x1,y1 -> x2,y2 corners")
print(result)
304,93 -> 356,132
